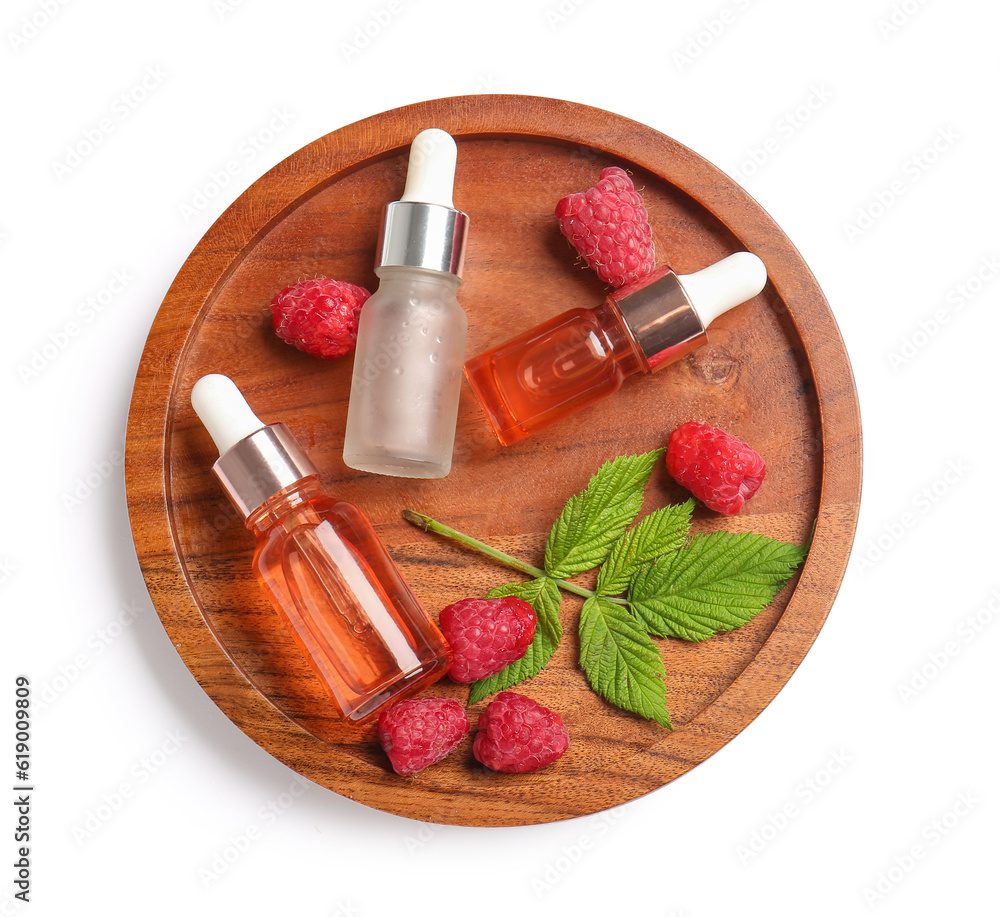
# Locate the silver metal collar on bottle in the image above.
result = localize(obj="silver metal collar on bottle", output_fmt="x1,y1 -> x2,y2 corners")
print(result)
377,201 -> 469,278
212,423 -> 318,519
613,268 -> 709,370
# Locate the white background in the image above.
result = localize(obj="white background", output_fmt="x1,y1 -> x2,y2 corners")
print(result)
2,0 -> 997,914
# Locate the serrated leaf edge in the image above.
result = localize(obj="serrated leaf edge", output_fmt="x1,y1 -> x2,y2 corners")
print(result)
579,596 -> 672,728
628,531 -> 806,642
544,449 -> 663,579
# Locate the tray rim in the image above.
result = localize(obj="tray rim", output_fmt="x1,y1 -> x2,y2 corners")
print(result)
125,93 -> 862,826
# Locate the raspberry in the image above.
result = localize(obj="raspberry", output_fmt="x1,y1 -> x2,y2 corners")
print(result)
377,696 -> 469,776
665,421 -> 766,515
472,692 -> 569,774
271,277 -> 371,359
439,597 -> 537,683
555,166 -> 655,288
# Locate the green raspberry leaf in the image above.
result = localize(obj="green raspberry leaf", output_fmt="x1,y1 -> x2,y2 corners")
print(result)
628,532 -> 807,642
468,578 -> 563,705
544,449 -> 664,579
595,499 -> 695,596
579,596 -> 672,728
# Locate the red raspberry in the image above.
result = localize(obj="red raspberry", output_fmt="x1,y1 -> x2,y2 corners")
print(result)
377,696 -> 469,776
439,597 -> 537,683
665,421 -> 766,515
271,278 -> 371,359
472,692 -> 569,774
555,166 -> 655,288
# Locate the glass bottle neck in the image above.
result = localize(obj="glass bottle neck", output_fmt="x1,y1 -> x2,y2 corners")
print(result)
374,264 -> 462,289
607,270 -> 708,370
245,476 -> 326,537
597,298 -> 651,376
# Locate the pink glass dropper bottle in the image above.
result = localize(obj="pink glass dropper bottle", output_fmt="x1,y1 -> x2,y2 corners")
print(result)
463,252 -> 767,445
191,374 -> 452,724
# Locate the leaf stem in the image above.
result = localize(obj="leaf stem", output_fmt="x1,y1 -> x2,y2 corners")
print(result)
402,509 -> 627,604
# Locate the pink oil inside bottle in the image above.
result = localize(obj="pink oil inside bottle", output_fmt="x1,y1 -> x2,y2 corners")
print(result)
248,479 -> 452,723
464,300 -> 647,445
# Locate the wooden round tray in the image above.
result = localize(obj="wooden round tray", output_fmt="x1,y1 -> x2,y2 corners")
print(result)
125,95 -> 861,827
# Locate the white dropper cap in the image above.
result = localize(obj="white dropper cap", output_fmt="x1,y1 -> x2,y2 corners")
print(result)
614,251 -> 768,371
400,128 -> 457,208
377,128 -> 469,277
191,373 -> 319,518
191,373 -> 265,455
676,252 -> 768,327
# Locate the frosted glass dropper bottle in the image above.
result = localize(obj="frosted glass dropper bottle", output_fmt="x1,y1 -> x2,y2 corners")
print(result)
342,128 -> 470,479
191,373 -> 452,725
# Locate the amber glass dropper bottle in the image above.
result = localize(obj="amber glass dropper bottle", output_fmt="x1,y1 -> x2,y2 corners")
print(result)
463,252 -> 767,445
191,374 -> 452,724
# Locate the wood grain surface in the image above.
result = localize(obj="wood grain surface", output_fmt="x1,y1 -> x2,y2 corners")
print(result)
124,95 -> 862,826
